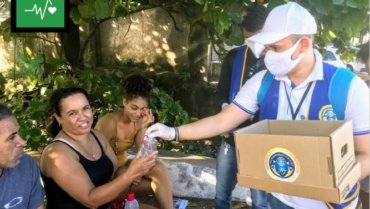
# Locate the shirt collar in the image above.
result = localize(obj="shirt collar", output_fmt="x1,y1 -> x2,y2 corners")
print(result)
273,49 -> 324,88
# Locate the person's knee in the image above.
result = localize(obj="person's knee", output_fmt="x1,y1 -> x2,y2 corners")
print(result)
146,162 -> 172,191
152,161 -> 167,173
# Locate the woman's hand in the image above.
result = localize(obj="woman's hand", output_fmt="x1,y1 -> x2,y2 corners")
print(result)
138,108 -> 155,129
125,150 -> 157,180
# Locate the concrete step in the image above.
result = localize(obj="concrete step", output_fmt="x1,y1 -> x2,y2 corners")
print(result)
157,149 -> 251,204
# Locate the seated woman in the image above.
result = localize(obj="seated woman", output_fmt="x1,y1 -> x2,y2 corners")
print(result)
40,87 -> 157,209
95,73 -> 173,209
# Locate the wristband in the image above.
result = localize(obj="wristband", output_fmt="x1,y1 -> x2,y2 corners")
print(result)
174,127 -> 180,142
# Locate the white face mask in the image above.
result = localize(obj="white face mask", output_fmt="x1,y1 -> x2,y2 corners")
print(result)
264,39 -> 303,76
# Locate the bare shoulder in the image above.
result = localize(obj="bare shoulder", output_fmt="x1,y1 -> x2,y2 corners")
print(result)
95,112 -> 119,130
40,141 -> 79,175
90,130 -> 109,146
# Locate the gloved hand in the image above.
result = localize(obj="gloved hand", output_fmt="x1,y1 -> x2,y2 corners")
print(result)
146,123 -> 176,141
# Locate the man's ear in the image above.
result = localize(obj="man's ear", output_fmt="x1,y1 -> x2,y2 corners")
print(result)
299,37 -> 311,52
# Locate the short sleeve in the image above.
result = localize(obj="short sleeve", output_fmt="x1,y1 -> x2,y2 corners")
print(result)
27,156 -> 45,209
232,70 -> 267,114
345,76 -> 370,135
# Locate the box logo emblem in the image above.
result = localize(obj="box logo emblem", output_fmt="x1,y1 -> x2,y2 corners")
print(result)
265,147 -> 300,182
319,105 -> 337,120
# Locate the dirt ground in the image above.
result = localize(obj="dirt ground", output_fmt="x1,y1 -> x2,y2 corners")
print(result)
137,196 -> 251,209
185,197 -> 250,209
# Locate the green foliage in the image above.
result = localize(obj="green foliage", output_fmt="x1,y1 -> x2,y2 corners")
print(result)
0,52 -> 192,152
1,0 -> 367,60
151,87 -> 189,126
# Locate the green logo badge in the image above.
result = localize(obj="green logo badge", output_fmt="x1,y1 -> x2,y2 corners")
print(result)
11,0 -> 69,32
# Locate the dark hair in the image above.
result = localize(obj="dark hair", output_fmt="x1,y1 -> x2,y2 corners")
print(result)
357,42 -> 369,63
0,104 -> 13,121
241,4 -> 269,32
122,73 -> 152,102
48,87 -> 89,137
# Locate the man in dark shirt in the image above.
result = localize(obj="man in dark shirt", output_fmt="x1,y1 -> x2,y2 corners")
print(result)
214,4 -> 269,209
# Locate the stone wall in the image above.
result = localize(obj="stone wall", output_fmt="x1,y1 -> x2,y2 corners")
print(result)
98,8 -> 190,68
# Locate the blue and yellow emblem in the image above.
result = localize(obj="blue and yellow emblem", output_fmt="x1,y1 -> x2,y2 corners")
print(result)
265,147 -> 300,182
319,104 -> 337,120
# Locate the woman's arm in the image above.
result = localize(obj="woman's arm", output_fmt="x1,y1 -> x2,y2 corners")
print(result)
40,143 -> 156,208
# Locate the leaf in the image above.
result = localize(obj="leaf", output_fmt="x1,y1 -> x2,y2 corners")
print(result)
202,0 -> 208,12
40,87 -> 47,95
94,0 -> 110,19
216,12 -> 231,33
345,0 -> 360,8
194,0 -> 205,5
309,0 -> 332,15
78,2 -> 95,19
70,6 -> 82,24
333,0 -> 345,6
113,4 -> 128,17
267,0 -> 285,9
328,30 -> 336,39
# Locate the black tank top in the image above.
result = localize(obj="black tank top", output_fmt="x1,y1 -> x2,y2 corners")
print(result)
42,131 -> 114,209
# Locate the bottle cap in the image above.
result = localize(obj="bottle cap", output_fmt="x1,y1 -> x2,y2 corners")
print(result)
126,192 -> 136,201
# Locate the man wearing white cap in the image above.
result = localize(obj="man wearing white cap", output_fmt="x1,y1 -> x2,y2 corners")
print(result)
146,2 -> 369,209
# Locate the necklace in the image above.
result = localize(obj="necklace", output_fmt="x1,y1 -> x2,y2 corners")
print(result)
61,130 -> 98,160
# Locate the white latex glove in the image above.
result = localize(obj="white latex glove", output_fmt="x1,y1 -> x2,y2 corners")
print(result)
221,103 -> 230,137
221,103 -> 228,110
146,122 -> 176,141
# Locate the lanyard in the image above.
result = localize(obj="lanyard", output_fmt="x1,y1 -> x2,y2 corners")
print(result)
284,81 -> 313,120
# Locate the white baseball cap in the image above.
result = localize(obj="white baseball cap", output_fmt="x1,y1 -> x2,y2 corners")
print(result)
246,2 -> 317,57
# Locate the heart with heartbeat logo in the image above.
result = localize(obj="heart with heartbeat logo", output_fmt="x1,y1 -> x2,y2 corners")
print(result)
48,7 -> 57,14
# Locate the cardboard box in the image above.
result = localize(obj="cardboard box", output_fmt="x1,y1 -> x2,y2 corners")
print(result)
234,120 -> 361,203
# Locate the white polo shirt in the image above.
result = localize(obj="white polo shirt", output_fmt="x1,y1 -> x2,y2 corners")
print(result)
233,50 -> 369,209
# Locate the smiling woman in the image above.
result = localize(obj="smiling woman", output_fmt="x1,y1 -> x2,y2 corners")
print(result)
95,73 -> 173,209
40,87 -> 157,209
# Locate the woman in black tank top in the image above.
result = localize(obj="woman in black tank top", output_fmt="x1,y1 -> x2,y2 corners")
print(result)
40,87 -> 157,209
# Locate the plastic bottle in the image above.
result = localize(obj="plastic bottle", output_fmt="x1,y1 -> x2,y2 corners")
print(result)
124,192 -> 139,209
140,135 -> 157,158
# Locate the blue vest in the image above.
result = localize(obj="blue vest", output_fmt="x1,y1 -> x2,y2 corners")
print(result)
257,63 -> 355,120
257,63 -> 359,208
229,45 -> 248,102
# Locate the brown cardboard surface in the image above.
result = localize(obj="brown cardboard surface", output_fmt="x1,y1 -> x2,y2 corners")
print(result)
237,162 -> 360,203
234,120 -> 360,203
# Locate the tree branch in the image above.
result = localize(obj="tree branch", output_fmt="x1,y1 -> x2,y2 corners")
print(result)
160,7 -> 184,32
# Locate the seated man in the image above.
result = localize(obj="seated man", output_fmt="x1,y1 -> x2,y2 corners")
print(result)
0,103 -> 45,209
